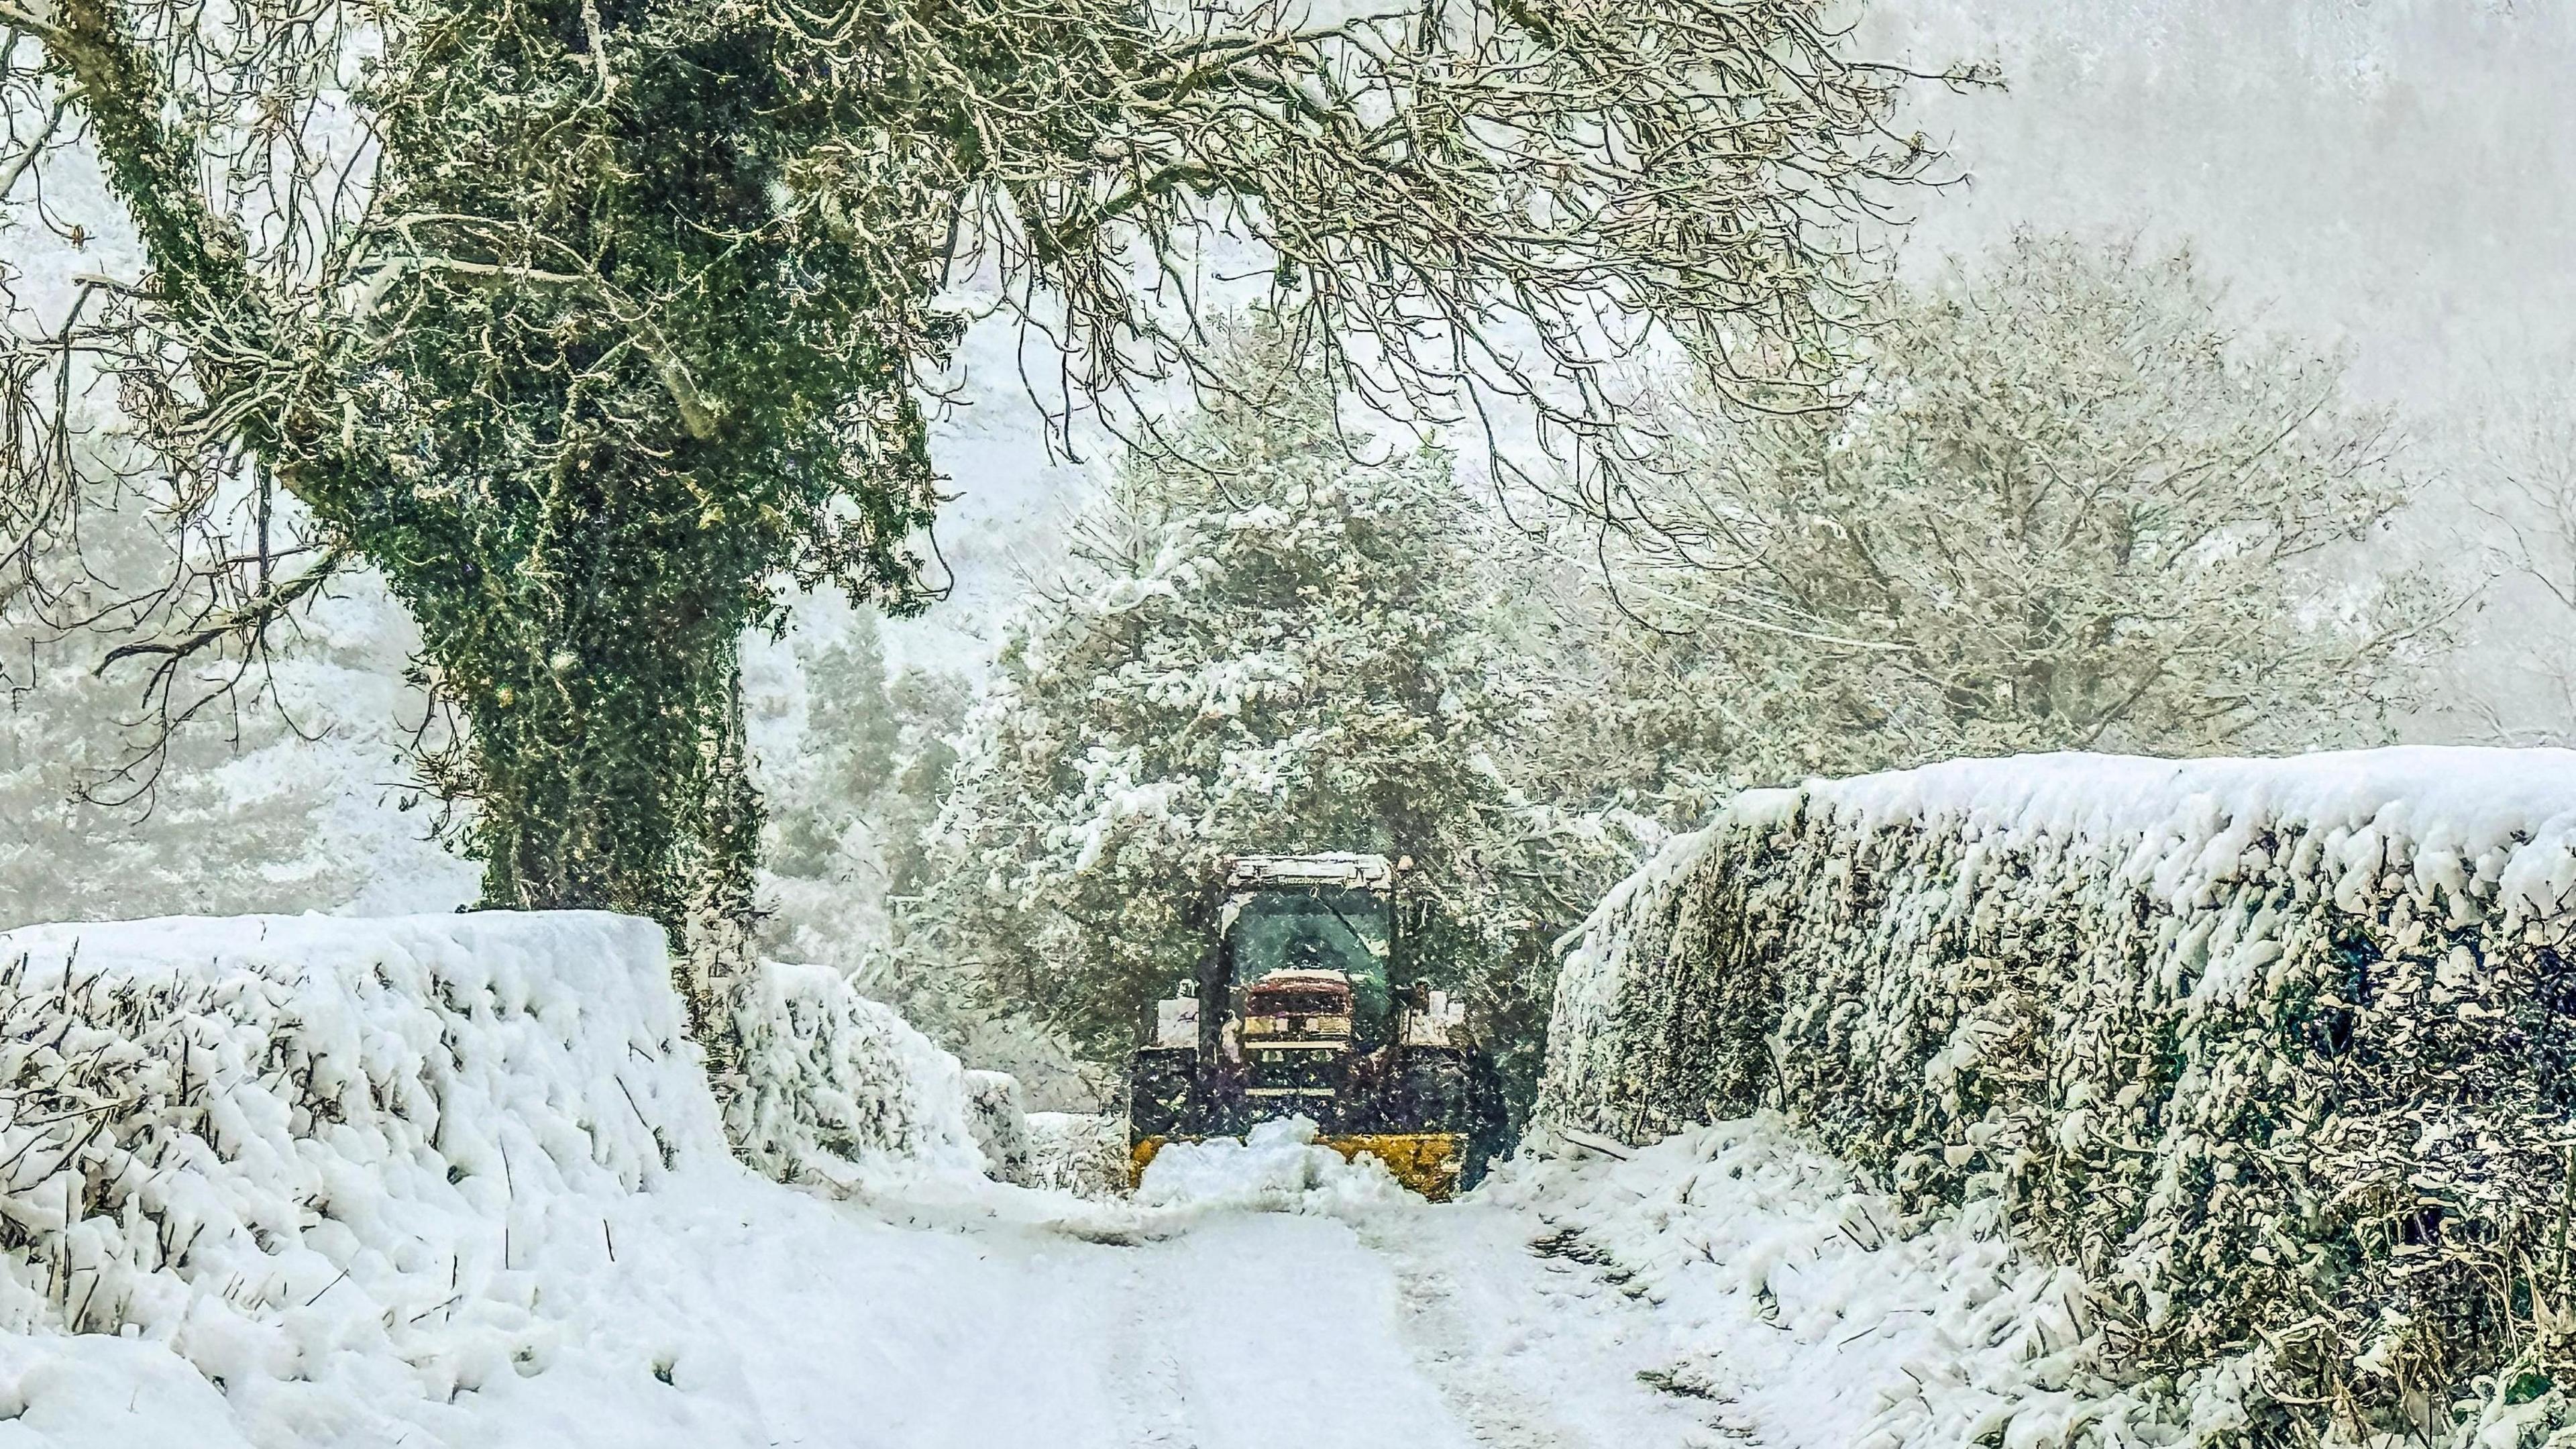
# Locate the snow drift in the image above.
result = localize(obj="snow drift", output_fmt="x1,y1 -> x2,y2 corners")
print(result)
0,912 -> 995,1443
1541,748 -> 2576,1446
1491,1117 -> 2191,1449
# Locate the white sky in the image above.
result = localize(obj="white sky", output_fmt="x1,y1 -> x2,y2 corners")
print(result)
1868,0 -> 2571,410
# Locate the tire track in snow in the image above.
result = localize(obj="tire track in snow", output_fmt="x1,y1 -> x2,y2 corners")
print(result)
1080,1212 -> 1489,1449
1102,1251 -> 1208,1449
1369,1228 -> 1583,1449
1357,1206 -> 1746,1449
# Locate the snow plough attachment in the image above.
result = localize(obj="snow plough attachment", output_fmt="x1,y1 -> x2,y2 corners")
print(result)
1128,1132 -> 1468,1200
1126,853 -> 1506,1201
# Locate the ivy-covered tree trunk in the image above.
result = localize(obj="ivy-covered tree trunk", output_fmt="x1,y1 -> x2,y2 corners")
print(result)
680,661 -> 765,1091
427,604 -> 765,1073
436,576 -> 742,928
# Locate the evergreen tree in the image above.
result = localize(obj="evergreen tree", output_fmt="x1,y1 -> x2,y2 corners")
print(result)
750,604 -> 966,961
737,605 -> 1087,1092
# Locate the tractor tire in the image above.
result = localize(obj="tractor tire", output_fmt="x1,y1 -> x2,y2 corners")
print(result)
1128,1047 -> 1203,1141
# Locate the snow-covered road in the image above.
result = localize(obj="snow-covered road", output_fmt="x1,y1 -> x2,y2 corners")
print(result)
8,1117 -> 2098,1449
440,1123 -> 1937,1449
651,1119 -> 2104,1449
597,1173 -> 1719,1449
284,1126 -> 1758,1449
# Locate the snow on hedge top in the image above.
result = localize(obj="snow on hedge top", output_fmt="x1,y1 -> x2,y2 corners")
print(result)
1699,747 -> 2576,917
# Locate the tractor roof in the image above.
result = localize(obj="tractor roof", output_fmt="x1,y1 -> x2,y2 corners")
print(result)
1223,853 -> 1394,892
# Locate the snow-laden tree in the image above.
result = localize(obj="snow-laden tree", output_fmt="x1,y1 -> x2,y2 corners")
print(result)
1536,234 -> 2444,806
909,326 -> 1576,1104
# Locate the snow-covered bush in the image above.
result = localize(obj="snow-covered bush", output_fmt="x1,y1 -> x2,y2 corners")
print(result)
724,960 -> 987,1183
1543,749 -> 2576,1446
0,912 -> 717,1412
962,1071 -> 1034,1186
0,910 -> 1070,1440
1025,1112 -> 1130,1198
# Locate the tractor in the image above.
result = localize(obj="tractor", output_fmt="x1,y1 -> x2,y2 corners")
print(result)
1126,853 -> 1506,1199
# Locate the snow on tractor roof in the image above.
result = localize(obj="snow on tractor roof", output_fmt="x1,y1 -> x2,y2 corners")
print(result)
1224,853 -> 1393,891
1250,969 -> 1355,989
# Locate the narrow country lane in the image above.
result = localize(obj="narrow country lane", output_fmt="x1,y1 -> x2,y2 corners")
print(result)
392,1123 -> 1982,1449
725,1178 -> 1736,1449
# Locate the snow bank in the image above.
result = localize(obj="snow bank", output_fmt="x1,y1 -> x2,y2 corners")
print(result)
0,911 -> 719,1437
1489,1118 -> 2229,1449
723,959 -> 986,1184
1136,1117 -> 1408,1215
1541,748 -> 2576,1446
0,914 -> 1026,1446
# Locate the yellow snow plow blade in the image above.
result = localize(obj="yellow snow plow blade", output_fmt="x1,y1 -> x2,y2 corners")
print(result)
1128,1132 -> 1466,1201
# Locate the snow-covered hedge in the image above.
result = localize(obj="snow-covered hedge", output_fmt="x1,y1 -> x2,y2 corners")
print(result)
0,912 -> 720,1407
1025,1112 -> 1128,1199
0,914 -> 1018,1435
724,959 -> 986,1183
1541,749 -> 2576,1446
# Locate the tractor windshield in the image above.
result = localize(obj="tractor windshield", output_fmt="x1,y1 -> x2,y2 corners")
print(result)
1227,887 -> 1393,1036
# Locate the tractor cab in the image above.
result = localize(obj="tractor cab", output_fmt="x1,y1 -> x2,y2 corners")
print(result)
1220,854 -> 1395,1104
